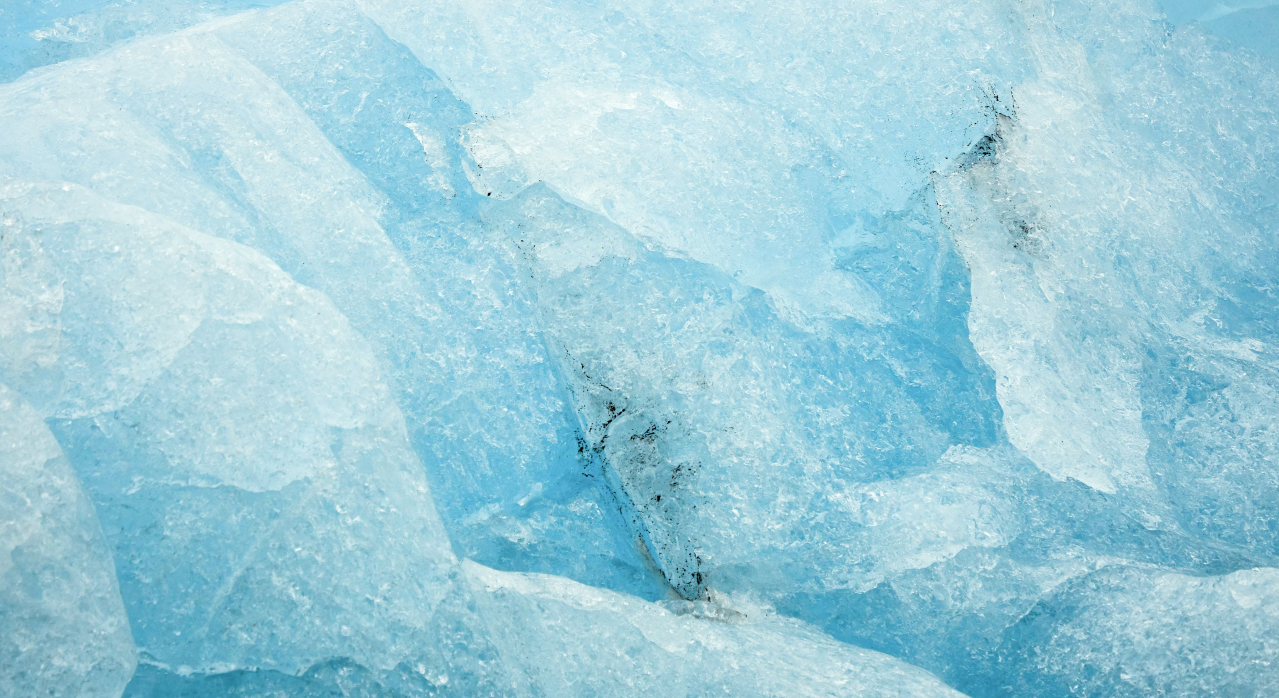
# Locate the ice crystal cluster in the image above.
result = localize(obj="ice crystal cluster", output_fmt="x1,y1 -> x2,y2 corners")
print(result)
2,0 -> 1278,696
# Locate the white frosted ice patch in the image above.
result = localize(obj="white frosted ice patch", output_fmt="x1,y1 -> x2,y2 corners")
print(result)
404,121 -> 456,196
936,160 -> 1151,495
826,447 -> 1022,592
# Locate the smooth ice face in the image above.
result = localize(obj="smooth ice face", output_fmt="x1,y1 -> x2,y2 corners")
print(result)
0,385 -> 136,697
1160,0 -> 1279,59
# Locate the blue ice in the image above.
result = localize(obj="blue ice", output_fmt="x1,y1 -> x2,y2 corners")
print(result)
1,0 -> 1277,695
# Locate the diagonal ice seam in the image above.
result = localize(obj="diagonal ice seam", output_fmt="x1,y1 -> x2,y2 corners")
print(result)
566,366 -> 708,600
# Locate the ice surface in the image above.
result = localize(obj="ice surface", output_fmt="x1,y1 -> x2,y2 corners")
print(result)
0,0 -> 291,83
997,565 -> 1279,696
1,0 -> 1277,695
0,385 -> 135,697
1,180 -> 471,681
461,560 -> 966,697
118,560 -> 965,697
0,1 -> 653,599
937,0 -> 1279,543
482,173 -> 1005,599
358,0 -> 1029,322
1161,0 -> 1279,57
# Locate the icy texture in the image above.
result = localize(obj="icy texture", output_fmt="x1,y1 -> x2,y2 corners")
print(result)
1161,1 -> 1279,58
118,562 -> 965,697
462,560 -> 965,697
1,385 -> 135,697
360,0 -> 1028,322
1,180 -> 471,681
0,0 -> 659,598
998,566 -> 1279,696
937,0 -> 1279,537
1,0 -> 1277,695
0,0 -> 290,82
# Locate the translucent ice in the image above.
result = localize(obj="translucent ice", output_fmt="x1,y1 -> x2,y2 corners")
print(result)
0,385 -> 135,697
358,0 -> 1031,322
2,181 -> 465,681
0,0 -> 291,82
1,0 -> 1277,695
936,0 -> 1279,542
483,183 -> 1006,599
998,565 -> 1279,696
462,560 -> 966,697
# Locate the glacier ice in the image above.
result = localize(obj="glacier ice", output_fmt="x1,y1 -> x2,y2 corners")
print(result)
2,180 -> 473,681
996,565 -> 1279,696
1,0 -> 1277,695
1,384 -> 135,698
460,560 -> 966,698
